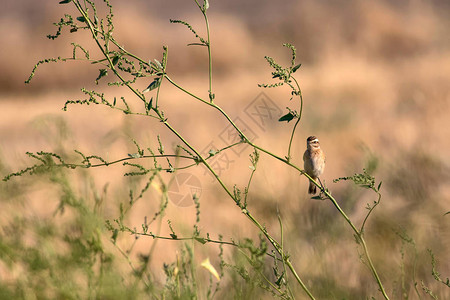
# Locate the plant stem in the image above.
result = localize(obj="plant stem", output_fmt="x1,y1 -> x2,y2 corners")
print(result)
287,77 -> 303,162
360,192 -> 381,233
244,210 -> 315,299
360,238 -> 390,299
204,10 -> 213,101
278,211 -> 295,299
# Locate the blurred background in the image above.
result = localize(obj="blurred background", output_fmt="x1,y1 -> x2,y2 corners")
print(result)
1,0 -> 449,298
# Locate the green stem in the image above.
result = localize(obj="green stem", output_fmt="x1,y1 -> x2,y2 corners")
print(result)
165,75 -> 209,105
243,167 -> 256,206
193,0 -> 213,101
165,76 -> 250,142
287,118 -> 301,162
237,248 -> 287,298
286,77 -> 303,161
244,210 -> 315,300
114,244 -> 151,288
360,238 -> 390,299
360,192 -> 381,233
203,9 -> 213,101
205,17 -> 213,101
278,211 -> 295,299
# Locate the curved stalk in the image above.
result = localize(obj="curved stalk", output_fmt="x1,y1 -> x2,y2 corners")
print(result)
286,76 -> 303,161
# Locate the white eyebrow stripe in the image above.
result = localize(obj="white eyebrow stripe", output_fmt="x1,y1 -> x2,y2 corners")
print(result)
311,139 -> 319,143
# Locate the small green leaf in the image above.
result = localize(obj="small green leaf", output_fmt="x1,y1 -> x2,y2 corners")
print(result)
111,229 -> 118,243
292,63 -> 301,73
147,97 -> 153,111
112,55 -> 119,66
275,272 -> 285,287
195,237 -> 207,244
153,59 -> 163,70
187,42 -> 207,47
311,195 -> 322,200
278,112 -> 295,123
142,78 -> 161,93
170,233 -> 178,239
95,69 -> 107,84
59,0 -> 72,3
377,181 -> 382,191
76,16 -> 87,23
203,0 -> 209,11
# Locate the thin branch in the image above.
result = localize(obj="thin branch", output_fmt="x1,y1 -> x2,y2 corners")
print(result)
286,76 -> 303,162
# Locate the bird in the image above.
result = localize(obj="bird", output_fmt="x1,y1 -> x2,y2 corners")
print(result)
303,136 -> 326,194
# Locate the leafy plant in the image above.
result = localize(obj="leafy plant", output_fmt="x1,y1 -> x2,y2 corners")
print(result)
2,0 -> 449,299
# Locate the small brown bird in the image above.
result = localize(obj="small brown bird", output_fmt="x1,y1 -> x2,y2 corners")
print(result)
303,136 -> 326,194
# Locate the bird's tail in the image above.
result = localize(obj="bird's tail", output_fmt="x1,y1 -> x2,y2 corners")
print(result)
308,179 -> 317,194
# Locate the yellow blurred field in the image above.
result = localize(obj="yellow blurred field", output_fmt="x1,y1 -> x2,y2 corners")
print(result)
1,0 -> 449,299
